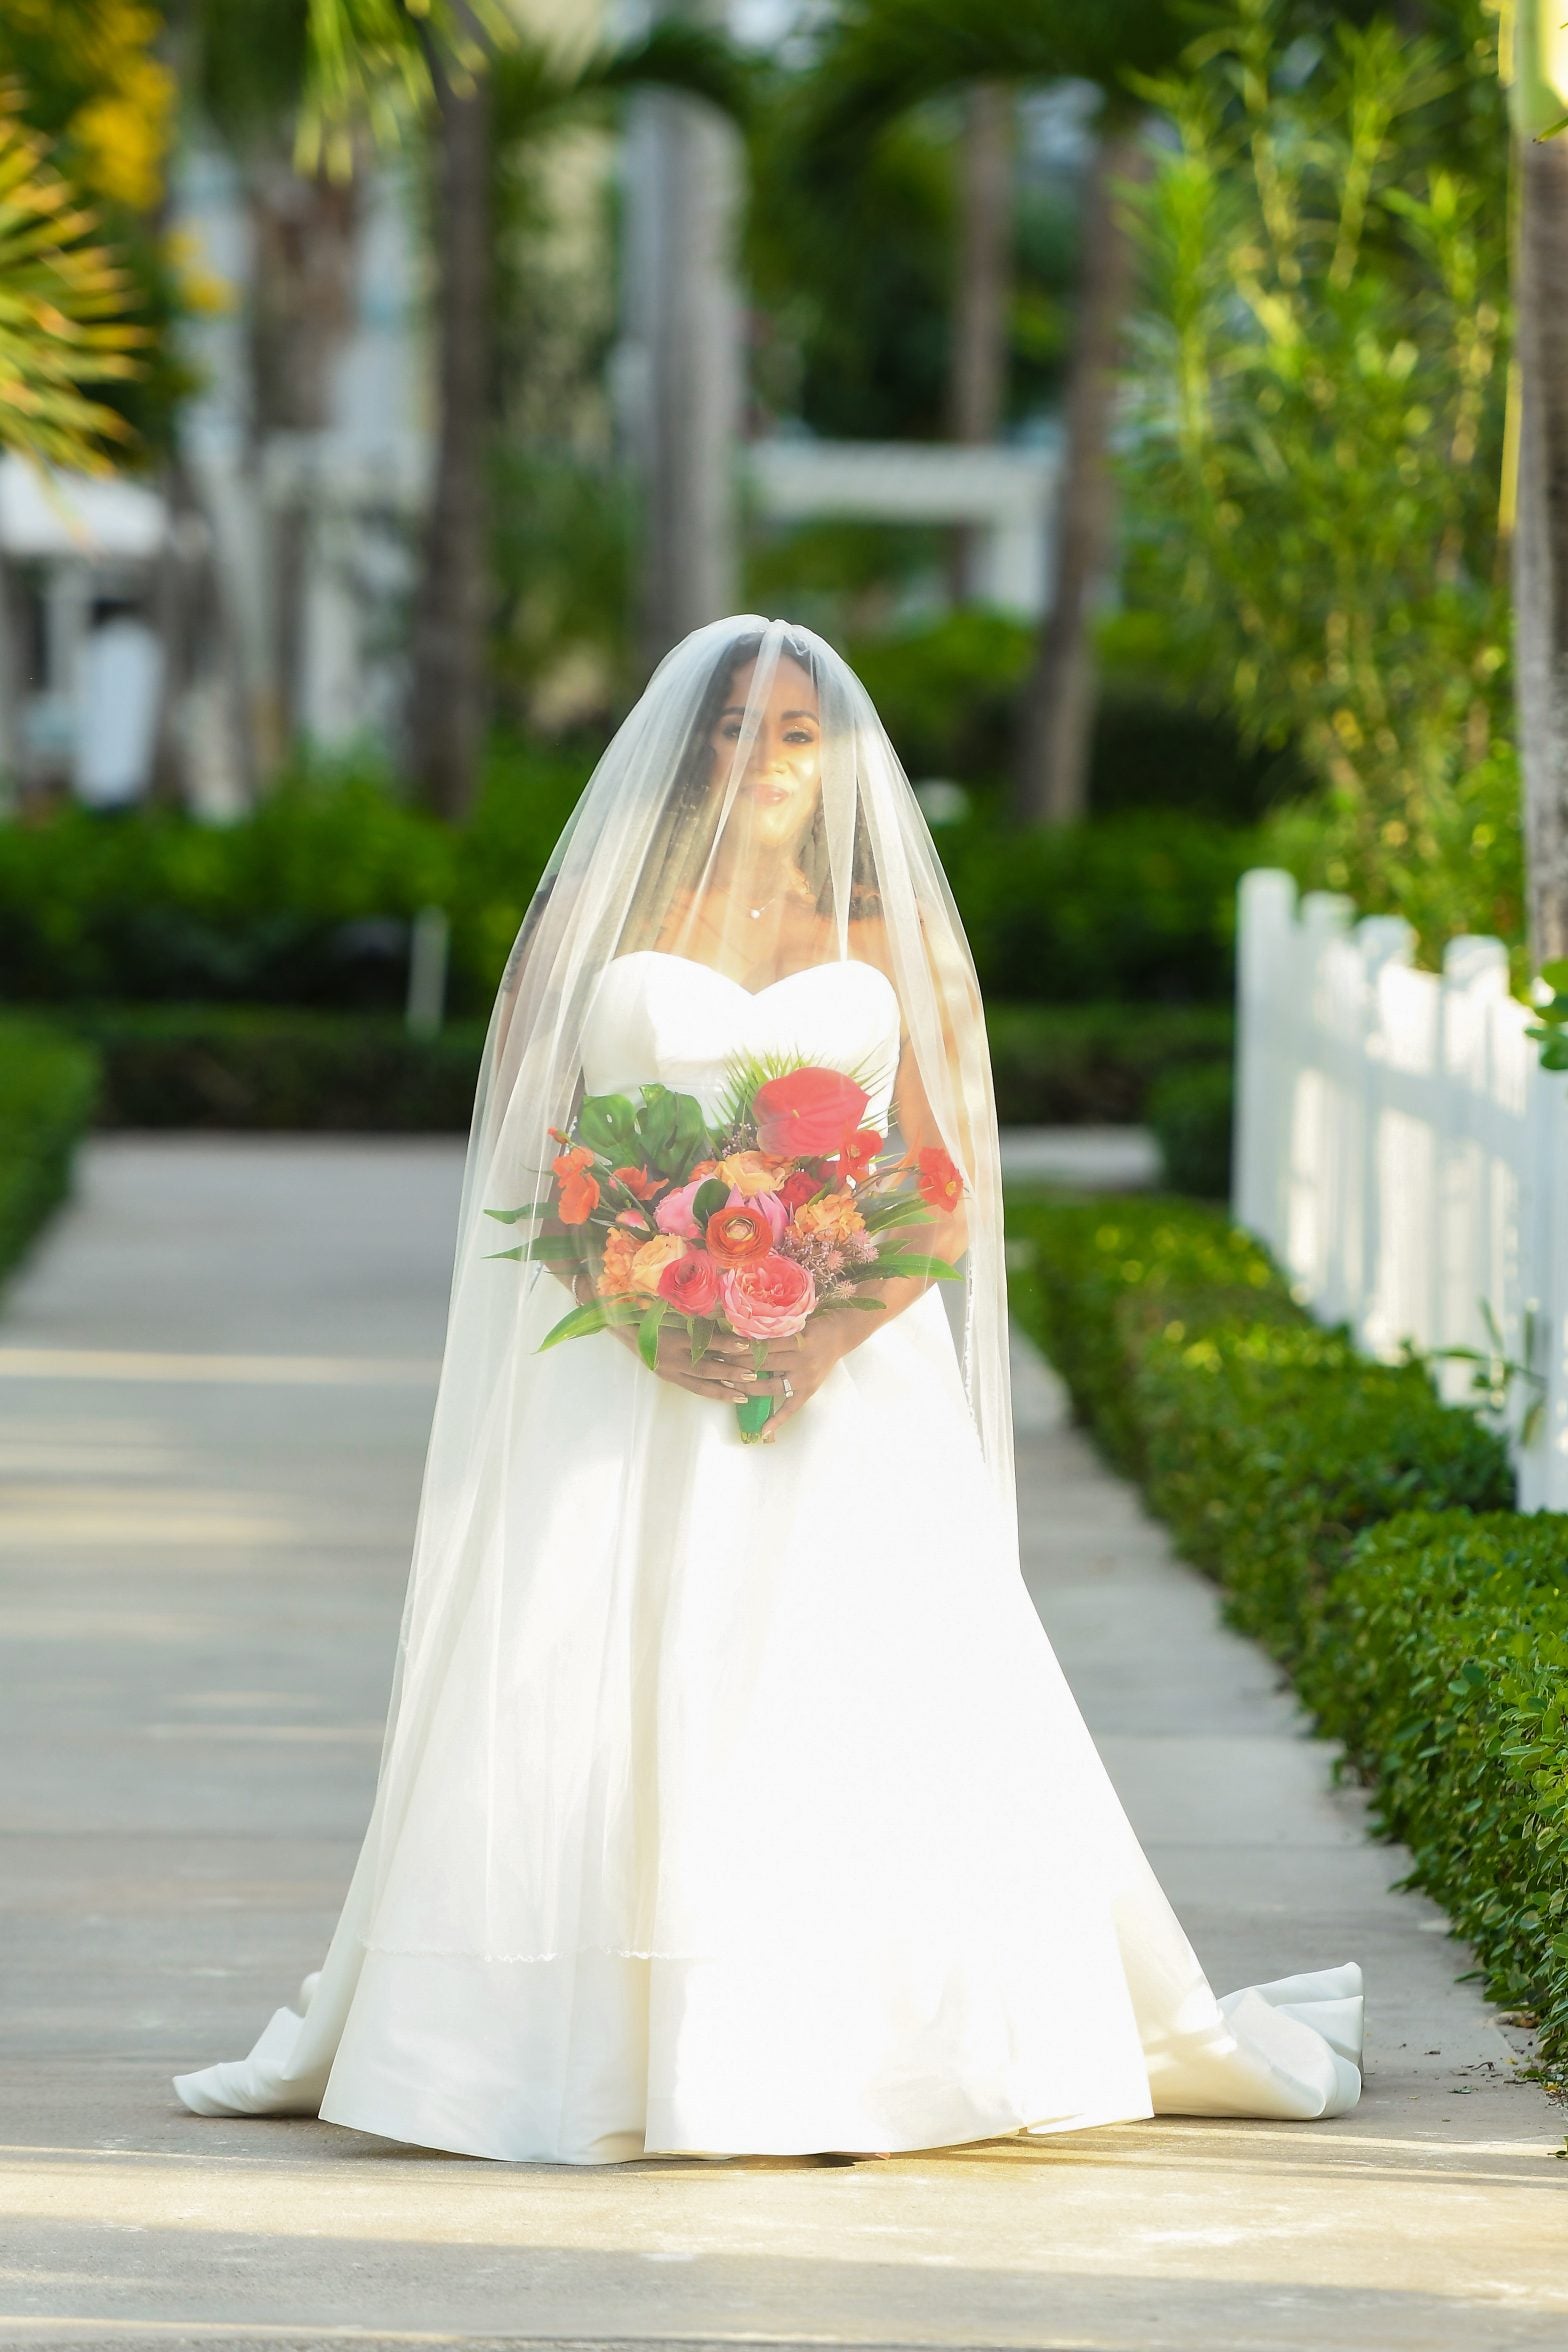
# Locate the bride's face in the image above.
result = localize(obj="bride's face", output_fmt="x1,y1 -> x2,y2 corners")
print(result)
708,656 -> 822,859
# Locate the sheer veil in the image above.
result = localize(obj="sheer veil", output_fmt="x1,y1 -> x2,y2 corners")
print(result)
361,614 -> 1015,1963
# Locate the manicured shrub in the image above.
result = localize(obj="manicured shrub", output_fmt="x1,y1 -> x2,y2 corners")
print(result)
1005,1194 -> 1568,2067
0,1018 -> 100,1290
79,1007 -> 487,1132
1146,1058 -> 1233,1198
1008,1196 -> 1513,1660
986,1004 -> 1232,1125
1310,1511 -> 1568,2068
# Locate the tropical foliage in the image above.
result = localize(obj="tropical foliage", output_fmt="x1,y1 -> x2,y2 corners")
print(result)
1123,0 -> 1517,955
0,85 -> 146,471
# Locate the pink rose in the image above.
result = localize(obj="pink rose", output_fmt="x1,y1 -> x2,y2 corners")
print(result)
657,1246 -> 722,1317
655,1178 -> 708,1238
721,1251 -> 816,1341
658,1179 -> 787,1243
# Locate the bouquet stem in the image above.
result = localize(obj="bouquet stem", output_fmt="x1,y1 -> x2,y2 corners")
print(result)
735,1393 -> 777,1443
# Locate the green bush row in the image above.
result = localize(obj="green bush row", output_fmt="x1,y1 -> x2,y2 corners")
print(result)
0,763 -> 1254,1015
62,1000 -> 1231,1134
1007,1196 -> 1568,2068
0,1018 -> 100,1292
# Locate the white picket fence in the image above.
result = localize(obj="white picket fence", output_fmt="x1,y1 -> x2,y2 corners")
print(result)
1232,868 -> 1568,1511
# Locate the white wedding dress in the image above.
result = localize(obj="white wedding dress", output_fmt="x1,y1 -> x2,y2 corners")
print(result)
174,951 -> 1362,2162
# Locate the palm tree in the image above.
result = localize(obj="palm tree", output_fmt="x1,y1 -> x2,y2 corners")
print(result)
799,0 -> 1188,827
299,0 -> 748,817
1507,0 -> 1568,965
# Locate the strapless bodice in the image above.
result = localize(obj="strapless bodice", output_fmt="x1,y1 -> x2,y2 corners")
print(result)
581,951 -> 902,1125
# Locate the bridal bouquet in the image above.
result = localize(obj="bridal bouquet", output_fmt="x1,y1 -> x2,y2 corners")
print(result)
487,1059 -> 962,1441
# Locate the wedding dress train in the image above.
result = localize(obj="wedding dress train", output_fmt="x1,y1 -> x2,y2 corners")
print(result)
175,950 -> 1363,2162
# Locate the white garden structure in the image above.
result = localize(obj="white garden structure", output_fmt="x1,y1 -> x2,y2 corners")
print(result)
1233,868 -> 1568,1510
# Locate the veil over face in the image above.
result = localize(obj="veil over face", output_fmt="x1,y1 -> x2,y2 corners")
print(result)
362,615 -> 1016,1963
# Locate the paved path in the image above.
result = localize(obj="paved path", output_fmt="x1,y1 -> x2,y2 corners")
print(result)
0,1137 -> 1563,2352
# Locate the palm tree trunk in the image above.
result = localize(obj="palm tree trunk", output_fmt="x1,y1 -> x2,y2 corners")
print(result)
948,84 -> 1013,603
632,2 -> 742,669
1015,126 -> 1147,828
1516,132 -> 1568,964
408,49 -> 492,821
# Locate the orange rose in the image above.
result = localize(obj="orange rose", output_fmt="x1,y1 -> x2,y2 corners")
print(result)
794,1189 -> 865,1244
716,1150 -> 796,1196
629,1233 -> 688,1295
597,1226 -> 640,1298
704,1203 -> 775,1267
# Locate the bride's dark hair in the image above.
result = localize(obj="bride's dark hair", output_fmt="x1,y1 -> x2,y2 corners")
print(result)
642,628 -> 880,931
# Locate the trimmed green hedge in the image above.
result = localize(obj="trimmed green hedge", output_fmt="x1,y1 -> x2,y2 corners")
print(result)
67,1000 -> 1229,1134
1313,1511 -> 1568,2066
78,1007 -> 488,1132
0,1018 -> 100,1291
0,784 -> 1252,1016
1006,1195 -> 1568,2071
1146,1057 -> 1233,1198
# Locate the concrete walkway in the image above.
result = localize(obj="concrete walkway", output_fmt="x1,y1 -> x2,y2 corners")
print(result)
0,1136 -> 1564,2352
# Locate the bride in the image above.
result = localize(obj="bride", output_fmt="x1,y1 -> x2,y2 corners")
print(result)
174,615 -> 1362,2163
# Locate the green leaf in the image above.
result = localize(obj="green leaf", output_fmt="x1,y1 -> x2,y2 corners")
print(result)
864,1252 -> 963,1282
688,1315 -> 714,1366
484,1202 -> 546,1223
693,1178 -> 729,1225
512,1233 -> 584,1263
638,1300 -> 666,1371
538,1300 -> 608,1350
1540,959 -> 1568,992
860,1195 -> 933,1231
576,1093 -> 639,1157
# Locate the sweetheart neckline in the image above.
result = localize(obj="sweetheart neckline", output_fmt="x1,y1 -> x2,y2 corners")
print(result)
603,950 -> 897,1007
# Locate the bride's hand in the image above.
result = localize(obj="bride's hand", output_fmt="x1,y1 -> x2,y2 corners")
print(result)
601,1301 -> 765,1405
753,1316 -> 856,1437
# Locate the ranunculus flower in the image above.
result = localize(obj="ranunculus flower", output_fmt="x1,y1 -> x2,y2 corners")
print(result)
721,1252 -> 816,1340
915,1146 -> 963,1213
704,1202 -> 775,1267
795,1189 -> 866,1243
716,1150 -> 795,1196
629,1233 -> 688,1294
657,1246 -> 722,1317
552,1144 -> 600,1226
752,1065 -> 869,1158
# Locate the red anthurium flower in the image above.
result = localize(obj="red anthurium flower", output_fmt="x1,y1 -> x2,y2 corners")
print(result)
753,1065 -> 870,1158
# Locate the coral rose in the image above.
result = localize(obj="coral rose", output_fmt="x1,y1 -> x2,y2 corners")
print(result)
656,1246 -> 722,1317
721,1252 -> 816,1340
704,1202 -> 775,1267
752,1065 -> 869,1158
597,1226 -> 640,1299
794,1189 -> 865,1244
552,1144 -> 600,1226
629,1233 -> 688,1295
